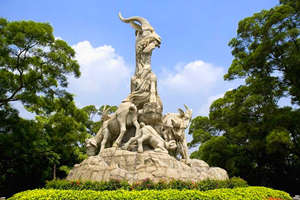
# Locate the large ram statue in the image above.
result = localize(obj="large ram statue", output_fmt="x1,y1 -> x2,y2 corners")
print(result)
119,12 -> 163,126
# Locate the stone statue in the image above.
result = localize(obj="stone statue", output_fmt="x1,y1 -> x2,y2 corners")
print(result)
86,101 -> 140,155
85,13 -> 192,159
86,105 -> 112,156
69,13 -> 229,184
119,12 -> 163,119
162,105 -> 192,163
123,122 -> 177,153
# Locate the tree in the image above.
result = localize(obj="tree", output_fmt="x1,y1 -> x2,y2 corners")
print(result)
0,106 -> 58,196
0,18 -> 120,198
225,0 -> 300,104
35,97 -> 90,179
0,18 -> 80,111
0,99 -> 103,197
36,103 -> 118,179
189,0 -> 300,195
188,116 -> 219,148
0,18 -> 84,197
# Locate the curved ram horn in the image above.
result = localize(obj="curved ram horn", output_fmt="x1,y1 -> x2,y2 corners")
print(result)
102,105 -> 111,116
129,22 -> 142,31
184,104 -> 189,111
118,12 -> 154,32
184,104 -> 192,115
103,105 -> 108,111
101,105 -> 111,122
102,105 -> 109,114
178,108 -> 185,117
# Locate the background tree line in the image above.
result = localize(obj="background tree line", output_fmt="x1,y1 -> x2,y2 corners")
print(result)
0,18 -> 117,197
188,0 -> 300,195
0,0 -> 299,197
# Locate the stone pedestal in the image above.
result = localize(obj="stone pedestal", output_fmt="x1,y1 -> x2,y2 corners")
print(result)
67,148 -> 228,183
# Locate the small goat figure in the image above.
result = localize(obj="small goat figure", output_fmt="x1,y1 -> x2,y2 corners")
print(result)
86,102 -> 140,155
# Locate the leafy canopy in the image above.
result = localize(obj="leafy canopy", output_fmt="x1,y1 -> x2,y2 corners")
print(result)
225,0 -> 300,104
0,18 -> 80,112
0,18 -> 88,197
189,0 -> 300,195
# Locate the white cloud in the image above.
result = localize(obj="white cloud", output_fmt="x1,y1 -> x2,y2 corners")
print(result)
14,39 -> 239,126
157,60 -> 228,118
68,41 -> 132,107
160,60 -> 224,94
11,102 -> 35,119
66,41 -> 237,122
55,36 -> 63,40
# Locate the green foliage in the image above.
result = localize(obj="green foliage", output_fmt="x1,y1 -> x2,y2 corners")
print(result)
0,112 -> 56,196
46,179 -> 131,191
228,177 -> 248,188
58,166 -> 71,175
45,177 -> 248,191
191,87 -> 300,194
8,187 -> 292,200
34,99 -> 91,172
266,128 -> 292,154
131,178 -> 157,190
0,100 -> 107,197
0,18 -> 109,197
189,0 -> 300,195
188,116 -> 219,148
225,0 -> 300,105
0,18 -> 80,110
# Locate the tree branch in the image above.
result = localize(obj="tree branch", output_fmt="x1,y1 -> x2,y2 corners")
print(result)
0,48 -> 27,106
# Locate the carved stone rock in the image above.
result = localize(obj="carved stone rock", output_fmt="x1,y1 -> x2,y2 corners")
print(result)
67,148 -> 229,183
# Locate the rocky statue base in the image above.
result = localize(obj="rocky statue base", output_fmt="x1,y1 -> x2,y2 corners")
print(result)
67,148 -> 228,183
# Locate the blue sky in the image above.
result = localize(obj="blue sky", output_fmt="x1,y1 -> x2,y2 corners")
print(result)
1,0 -> 279,118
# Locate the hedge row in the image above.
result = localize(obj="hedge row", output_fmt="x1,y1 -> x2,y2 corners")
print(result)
45,177 -> 248,191
9,187 -> 292,200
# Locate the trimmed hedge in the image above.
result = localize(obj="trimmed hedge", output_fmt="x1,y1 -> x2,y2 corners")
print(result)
9,187 -> 292,200
45,177 -> 248,191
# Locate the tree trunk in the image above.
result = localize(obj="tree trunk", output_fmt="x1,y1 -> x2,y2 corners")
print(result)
53,164 -> 56,180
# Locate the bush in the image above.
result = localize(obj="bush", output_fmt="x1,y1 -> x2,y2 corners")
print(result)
45,179 -> 130,191
131,178 -> 156,190
228,176 -> 248,188
45,177 -> 248,191
8,187 -> 292,200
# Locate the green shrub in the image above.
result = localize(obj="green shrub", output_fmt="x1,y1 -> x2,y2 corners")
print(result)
168,179 -> 194,190
194,179 -> 220,191
45,177 -> 247,191
9,187 -> 292,200
45,179 -> 130,191
193,177 -> 248,191
153,180 -> 169,190
228,176 -> 248,188
131,178 -> 156,190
